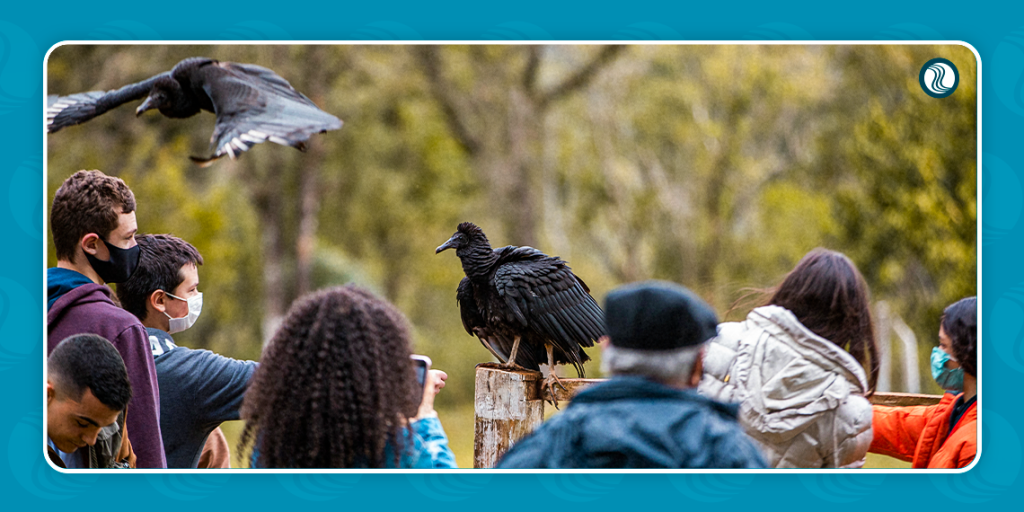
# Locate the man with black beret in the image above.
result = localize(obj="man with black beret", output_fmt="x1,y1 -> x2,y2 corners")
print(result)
497,281 -> 766,468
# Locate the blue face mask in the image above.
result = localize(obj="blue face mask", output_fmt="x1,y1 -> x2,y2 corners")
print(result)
931,346 -> 964,392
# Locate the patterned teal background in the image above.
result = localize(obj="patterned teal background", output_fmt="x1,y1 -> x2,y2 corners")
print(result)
3,1 -> 1020,509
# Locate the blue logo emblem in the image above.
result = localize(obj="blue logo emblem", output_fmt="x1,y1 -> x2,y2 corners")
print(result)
919,58 -> 959,98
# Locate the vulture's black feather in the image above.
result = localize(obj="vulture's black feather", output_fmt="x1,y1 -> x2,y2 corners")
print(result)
46,57 -> 342,165
436,222 -> 605,380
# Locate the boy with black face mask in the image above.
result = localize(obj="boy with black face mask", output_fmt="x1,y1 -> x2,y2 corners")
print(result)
47,170 -> 167,468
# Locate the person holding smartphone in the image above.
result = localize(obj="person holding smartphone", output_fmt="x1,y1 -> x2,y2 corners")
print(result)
239,285 -> 456,468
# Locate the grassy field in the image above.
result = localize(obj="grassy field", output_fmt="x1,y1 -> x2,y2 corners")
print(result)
864,453 -> 912,469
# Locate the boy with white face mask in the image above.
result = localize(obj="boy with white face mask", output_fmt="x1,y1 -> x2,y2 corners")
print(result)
117,234 -> 258,468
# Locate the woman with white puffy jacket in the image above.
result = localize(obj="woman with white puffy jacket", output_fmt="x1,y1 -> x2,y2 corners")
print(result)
699,248 -> 880,468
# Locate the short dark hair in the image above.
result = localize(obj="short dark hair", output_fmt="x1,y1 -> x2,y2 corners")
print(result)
117,234 -> 203,322
50,170 -> 137,262
48,334 -> 133,411
770,248 -> 879,396
942,297 -> 977,377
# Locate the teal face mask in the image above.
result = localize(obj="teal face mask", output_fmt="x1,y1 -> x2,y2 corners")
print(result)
931,346 -> 964,392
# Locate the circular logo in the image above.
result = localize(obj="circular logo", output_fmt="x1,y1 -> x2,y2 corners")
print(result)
919,58 -> 960,98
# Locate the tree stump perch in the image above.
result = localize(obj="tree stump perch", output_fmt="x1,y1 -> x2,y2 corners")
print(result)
473,366 -> 544,468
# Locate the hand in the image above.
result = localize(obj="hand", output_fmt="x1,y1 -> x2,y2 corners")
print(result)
428,369 -> 447,395
414,369 -> 448,421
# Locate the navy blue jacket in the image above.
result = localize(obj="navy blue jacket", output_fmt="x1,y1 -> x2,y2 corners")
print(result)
497,376 -> 767,469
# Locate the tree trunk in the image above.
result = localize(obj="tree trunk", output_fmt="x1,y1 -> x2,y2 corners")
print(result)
417,45 -> 625,250
252,163 -> 287,346
505,87 -> 539,248
295,46 -> 330,297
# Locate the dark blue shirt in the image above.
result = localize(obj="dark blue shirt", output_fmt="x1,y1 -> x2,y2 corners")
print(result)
148,328 -> 258,468
948,394 -> 977,435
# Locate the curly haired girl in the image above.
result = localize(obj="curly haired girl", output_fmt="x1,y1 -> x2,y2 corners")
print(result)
239,284 -> 455,468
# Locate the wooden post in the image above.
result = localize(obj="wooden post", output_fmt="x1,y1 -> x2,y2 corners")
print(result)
473,366 -> 545,468
869,391 -> 942,407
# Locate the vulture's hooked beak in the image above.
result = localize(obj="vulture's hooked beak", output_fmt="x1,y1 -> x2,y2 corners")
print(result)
435,237 -> 457,254
136,97 -> 157,117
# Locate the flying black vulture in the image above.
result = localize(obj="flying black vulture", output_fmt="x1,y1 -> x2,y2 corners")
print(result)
436,222 -> 605,398
46,57 -> 342,166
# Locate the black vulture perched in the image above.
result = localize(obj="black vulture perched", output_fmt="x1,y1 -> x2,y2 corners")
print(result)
46,57 -> 342,166
436,222 -> 605,397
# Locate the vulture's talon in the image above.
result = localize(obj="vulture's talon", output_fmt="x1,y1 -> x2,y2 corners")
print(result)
495,362 -> 530,373
544,382 -> 561,410
542,374 -> 567,409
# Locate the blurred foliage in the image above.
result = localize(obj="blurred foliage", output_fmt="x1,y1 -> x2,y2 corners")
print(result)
47,44 -> 976,466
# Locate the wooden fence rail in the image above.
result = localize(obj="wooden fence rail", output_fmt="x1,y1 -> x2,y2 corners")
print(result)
473,366 -> 942,468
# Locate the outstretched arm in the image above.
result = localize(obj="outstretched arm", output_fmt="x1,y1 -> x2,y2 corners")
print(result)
869,403 -> 938,462
187,348 -> 259,425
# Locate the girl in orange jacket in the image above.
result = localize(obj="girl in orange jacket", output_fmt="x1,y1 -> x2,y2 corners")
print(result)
869,297 -> 977,468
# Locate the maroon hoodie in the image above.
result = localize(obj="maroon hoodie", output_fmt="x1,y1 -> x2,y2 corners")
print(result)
48,283 -> 167,468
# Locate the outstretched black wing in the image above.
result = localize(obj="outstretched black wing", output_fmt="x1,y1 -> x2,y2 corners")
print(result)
493,246 -> 605,375
46,73 -> 168,133
190,61 -> 343,166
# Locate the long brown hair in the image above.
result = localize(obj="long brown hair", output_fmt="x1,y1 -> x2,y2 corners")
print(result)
769,248 -> 879,396
238,285 -> 420,468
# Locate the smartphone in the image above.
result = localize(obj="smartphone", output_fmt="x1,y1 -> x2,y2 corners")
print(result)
410,354 -> 432,405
